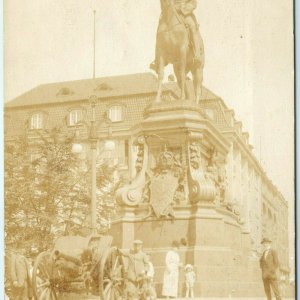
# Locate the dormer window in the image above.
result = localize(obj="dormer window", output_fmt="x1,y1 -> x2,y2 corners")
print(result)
30,113 -> 43,129
57,87 -> 74,96
108,105 -> 123,122
69,109 -> 82,126
95,83 -> 113,91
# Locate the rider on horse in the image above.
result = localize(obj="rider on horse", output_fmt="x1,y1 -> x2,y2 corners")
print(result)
150,0 -> 203,72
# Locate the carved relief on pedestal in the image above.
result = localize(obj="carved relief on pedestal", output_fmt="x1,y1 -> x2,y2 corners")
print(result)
116,136 -> 148,206
116,137 -> 185,218
205,147 -> 244,223
187,134 -> 215,203
144,148 -> 185,218
206,148 -> 227,206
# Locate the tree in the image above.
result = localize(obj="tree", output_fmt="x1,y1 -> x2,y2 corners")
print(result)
4,128 -> 121,252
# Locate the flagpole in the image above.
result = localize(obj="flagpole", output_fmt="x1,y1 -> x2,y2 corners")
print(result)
93,10 -> 96,79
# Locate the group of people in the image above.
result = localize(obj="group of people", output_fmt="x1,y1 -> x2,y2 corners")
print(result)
162,240 -> 195,299
123,239 -> 196,299
4,236 -> 283,300
125,238 -> 283,300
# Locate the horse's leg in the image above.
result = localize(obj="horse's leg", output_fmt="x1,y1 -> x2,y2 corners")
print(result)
178,48 -> 187,100
155,55 -> 165,103
173,64 -> 183,100
192,65 -> 203,104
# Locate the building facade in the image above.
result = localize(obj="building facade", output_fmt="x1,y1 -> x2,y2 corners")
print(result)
4,72 -> 290,295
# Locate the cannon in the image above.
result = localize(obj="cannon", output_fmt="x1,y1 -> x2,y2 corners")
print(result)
32,234 -> 126,300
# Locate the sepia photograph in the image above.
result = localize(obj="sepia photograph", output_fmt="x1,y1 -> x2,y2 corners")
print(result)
3,1 -> 295,299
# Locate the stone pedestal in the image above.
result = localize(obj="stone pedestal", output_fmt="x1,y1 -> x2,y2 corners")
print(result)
109,204 -> 264,297
112,100 -> 265,297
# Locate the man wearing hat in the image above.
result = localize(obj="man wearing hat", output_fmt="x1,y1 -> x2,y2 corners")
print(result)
259,238 -> 282,300
5,238 -> 33,300
120,240 -> 149,299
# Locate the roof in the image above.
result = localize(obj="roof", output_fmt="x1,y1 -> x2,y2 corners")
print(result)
5,72 -> 220,108
5,73 -> 159,108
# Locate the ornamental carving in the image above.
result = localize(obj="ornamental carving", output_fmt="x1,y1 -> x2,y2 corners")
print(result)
187,137 -> 215,203
206,148 -> 243,221
143,148 -> 185,218
135,140 -> 144,174
116,139 -> 185,218
206,148 -> 227,206
116,136 -> 148,207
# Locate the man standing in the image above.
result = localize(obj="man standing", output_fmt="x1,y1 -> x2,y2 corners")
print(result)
121,240 -> 149,300
6,246 -> 32,300
259,238 -> 282,300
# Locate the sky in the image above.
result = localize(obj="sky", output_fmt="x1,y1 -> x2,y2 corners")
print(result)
4,0 -> 294,258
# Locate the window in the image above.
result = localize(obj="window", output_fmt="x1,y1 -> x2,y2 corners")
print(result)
108,105 -> 123,122
30,113 -> 43,129
69,110 -> 82,126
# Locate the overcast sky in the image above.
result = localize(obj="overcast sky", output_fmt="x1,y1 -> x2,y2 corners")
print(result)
4,0 -> 294,251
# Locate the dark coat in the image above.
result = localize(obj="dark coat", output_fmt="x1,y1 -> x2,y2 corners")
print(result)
259,248 -> 280,280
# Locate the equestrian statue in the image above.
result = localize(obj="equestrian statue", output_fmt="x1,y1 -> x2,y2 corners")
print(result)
150,0 -> 205,103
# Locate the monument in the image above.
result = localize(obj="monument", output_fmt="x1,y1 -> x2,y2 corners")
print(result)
109,1 -> 265,297
150,0 -> 205,103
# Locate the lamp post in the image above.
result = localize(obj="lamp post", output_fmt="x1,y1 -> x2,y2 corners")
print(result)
90,100 -> 98,234
72,97 -> 115,234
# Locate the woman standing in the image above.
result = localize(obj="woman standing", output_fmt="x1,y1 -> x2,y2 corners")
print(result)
162,241 -> 182,298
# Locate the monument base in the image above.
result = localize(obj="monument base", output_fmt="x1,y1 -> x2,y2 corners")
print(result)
109,205 -> 266,297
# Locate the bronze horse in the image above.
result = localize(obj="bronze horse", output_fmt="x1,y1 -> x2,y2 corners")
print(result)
154,0 -> 204,103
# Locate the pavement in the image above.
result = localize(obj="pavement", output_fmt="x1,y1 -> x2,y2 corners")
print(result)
61,296 -> 295,300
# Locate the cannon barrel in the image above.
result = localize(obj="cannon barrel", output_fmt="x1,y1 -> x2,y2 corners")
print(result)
54,250 -> 82,266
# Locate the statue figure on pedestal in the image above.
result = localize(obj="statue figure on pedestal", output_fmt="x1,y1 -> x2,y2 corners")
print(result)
150,0 -> 205,103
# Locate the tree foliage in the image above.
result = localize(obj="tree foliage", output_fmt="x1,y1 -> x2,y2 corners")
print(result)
5,128 -> 121,252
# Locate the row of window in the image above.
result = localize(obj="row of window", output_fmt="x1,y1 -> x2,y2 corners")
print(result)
30,105 -> 124,130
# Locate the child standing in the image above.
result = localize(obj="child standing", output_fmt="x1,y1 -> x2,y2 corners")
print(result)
184,264 -> 196,298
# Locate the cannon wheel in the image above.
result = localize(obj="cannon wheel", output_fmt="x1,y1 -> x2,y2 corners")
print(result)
99,247 -> 125,300
32,251 -> 60,300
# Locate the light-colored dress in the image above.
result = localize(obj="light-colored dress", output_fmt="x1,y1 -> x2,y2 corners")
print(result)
162,250 -> 180,297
